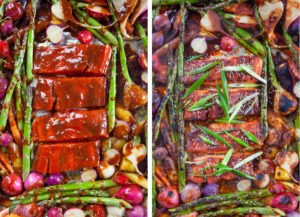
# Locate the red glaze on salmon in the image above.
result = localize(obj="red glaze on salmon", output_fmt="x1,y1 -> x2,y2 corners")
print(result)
31,109 -> 108,142
32,141 -> 100,173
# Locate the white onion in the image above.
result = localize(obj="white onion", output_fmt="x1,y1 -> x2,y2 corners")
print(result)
190,37 -> 207,54
104,148 -> 121,165
123,143 -> 146,174
293,81 -> 300,98
46,25 -> 64,44
80,168 -> 97,182
51,2 -> 65,20
97,161 -> 115,179
237,179 -> 251,192
106,206 -> 125,217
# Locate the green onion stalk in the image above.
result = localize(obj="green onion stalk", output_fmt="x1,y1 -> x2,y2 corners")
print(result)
282,23 -> 300,66
137,22 -> 148,52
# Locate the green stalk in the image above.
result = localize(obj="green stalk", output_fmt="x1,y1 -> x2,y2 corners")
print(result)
70,0 -> 118,46
198,207 -> 285,217
152,159 -> 156,217
74,12 -> 110,45
0,33 -> 28,132
22,87 -> 33,181
169,189 -> 272,213
282,23 -> 300,66
172,199 -> 264,215
187,60 -> 222,75
15,81 -> 24,132
16,190 -> 109,204
9,180 -> 116,213
177,0 -> 186,193
137,22 -> 148,52
0,0 -> 9,22
107,0 -> 132,85
233,33 -> 261,57
26,0 -> 37,81
37,196 -> 132,208
108,47 -> 117,133
235,27 -> 265,56
153,0 -> 199,5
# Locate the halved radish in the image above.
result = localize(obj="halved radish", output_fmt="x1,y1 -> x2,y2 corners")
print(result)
86,5 -> 111,19
139,51 -> 148,70
64,208 -> 85,217
46,25 -> 64,44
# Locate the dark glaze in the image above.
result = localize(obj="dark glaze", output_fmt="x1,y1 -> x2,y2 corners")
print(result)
32,141 -> 100,173
31,109 -> 108,142
33,77 -> 107,111
185,119 -> 263,153
33,44 -> 112,76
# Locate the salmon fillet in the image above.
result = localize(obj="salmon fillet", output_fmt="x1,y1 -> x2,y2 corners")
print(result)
188,153 -> 255,183
33,44 -> 112,76
31,109 -> 108,142
184,88 -> 260,121
155,56 -> 263,85
32,141 -> 100,173
33,77 -> 107,111
185,119 -> 263,153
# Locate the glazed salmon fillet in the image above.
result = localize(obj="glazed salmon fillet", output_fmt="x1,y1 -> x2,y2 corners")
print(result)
188,153 -> 255,184
32,141 -> 100,174
31,109 -> 108,142
33,77 -> 107,111
185,119 -> 263,153
184,88 -> 260,121
33,44 -> 112,75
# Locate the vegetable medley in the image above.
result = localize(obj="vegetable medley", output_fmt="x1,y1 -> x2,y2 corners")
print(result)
152,0 -> 299,216
0,0 -> 148,216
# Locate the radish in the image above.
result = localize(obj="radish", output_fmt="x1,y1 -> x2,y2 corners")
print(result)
86,5 -> 111,19
139,51 -> 148,70
64,208 -> 85,217
78,30 -> 93,44
46,25 -> 64,44
80,168 -> 97,182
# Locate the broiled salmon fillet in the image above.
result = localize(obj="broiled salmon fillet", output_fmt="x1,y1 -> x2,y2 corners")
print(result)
33,44 -> 112,75
32,141 -> 100,174
155,56 -> 263,85
33,77 -> 107,111
32,109 -> 108,142
185,119 -> 263,153
184,88 -> 260,121
188,153 -> 255,184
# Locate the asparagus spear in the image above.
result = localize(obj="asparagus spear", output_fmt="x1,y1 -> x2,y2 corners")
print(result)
15,81 -> 24,132
37,196 -> 132,208
74,12 -> 110,45
0,33 -> 28,132
137,22 -> 148,52
15,190 -> 110,205
0,0 -> 9,22
153,0 -> 205,6
70,0 -> 118,47
26,0 -> 37,81
198,207 -> 285,217
282,23 -> 300,66
108,47 -> 117,133
22,87 -> 33,181
177,0 -> 186,193
9,180 -> 116,213
169,189 -> 272,212
172,199 -> 264,216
